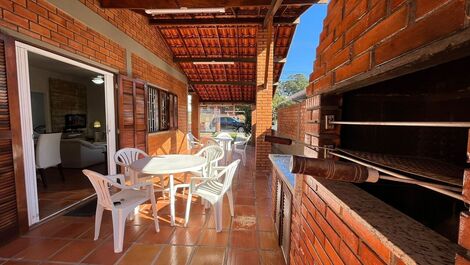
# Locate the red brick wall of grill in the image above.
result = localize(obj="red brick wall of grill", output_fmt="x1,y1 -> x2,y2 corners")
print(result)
276,102 -> 306,142
306,0 -> 470,96
296,0 -> 470,264
0,0 -> 188,156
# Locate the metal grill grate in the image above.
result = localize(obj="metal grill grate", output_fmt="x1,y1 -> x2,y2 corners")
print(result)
336,149 -> 464,187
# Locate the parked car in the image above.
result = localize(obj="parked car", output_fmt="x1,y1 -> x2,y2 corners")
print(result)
211,116 -> 246,132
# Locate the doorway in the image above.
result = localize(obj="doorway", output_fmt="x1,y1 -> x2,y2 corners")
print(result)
15,42 -> 117,225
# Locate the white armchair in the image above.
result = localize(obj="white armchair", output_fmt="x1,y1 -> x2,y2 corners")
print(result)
35,132 -> 64,188
184,160 -> 240,231
82,169 -> 160,253
233,133 -> 251,166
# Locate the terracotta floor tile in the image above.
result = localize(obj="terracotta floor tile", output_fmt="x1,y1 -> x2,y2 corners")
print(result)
260,250 -> 286,265
136,226 -> 175,244
13,238 -> 69,260
230,230 -> 257,249
189,246 -> 226,265
258,232 -> 278,250
0,238 -> 39,258
49,222 -> 92,238
117,244 -> 161,265
82,239 -> 130,265
123,225 -> 148,242
257,217 -> 275,231
198,229 -> 229,246
170,227 -> 202,246
205,214 -> 232,230
2,147 -> 287,264
235,196 -> 255,206
1,261 -> 40,265
49,240 -> 100,263
235,205 -> 256,217
232,216 -> 257,230
155,245 -> 193,265
79,223 -> 113,241
227,248 -> 260,265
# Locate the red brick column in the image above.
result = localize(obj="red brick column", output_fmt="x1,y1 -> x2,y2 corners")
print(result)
254,27 -> 274,178
191,93 -> 200,139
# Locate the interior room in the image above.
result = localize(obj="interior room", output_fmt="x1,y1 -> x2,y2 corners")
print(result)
28,52 -> 107,220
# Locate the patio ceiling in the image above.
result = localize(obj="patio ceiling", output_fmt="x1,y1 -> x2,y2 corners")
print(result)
100,1 -> 317,103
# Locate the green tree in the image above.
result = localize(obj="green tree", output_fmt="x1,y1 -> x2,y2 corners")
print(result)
272,74 -> 308,121
277,74 -> 308,96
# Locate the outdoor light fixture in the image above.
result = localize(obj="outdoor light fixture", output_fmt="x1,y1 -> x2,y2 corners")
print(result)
145,7 -> 225,15
92,75 -> 104,85
193,61 -> 235,65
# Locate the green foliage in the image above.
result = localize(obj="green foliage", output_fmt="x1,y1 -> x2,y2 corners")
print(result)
235,105 -> 252,135
277,74 -> 308,96
272,74 -> 308,121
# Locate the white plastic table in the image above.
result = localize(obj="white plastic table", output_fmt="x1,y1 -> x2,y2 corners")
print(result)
130,155 -> 206,226
215,136 -> 233,165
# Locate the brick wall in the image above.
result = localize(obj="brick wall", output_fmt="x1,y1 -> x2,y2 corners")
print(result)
296,0 -> 470,264
254,27 -> 274,178
307,0 -> 470,96
0,0 -> 189,155
49,78 -> 87,132
276,102 -> 306,142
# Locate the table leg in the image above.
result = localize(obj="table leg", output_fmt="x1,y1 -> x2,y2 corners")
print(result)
169,174 -> 175,226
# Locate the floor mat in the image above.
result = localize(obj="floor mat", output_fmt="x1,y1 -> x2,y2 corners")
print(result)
65,198 -> 97,217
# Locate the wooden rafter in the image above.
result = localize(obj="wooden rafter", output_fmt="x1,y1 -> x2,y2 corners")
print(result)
100,0 -> 317,8
190,81 -> 256,86
150,17 -> 296,26
174,56 -> 286,63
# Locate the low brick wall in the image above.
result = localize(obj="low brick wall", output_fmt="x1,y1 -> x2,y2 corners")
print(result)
276,102 -> 306,142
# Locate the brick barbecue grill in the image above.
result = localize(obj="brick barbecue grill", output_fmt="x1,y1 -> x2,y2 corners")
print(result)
275,1 -> 470,265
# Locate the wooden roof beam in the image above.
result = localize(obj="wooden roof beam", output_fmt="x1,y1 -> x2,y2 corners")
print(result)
100,0 -> 317,9
191,81 -> 256,86
175,57 -> 286,63
264,0 -> 284,28
150,17 -> 296,26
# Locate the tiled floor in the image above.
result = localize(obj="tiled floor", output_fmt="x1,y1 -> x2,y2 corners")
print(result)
0,147 -> 286,265
37,163 -> 106,219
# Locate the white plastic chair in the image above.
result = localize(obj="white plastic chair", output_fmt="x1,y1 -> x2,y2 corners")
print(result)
233,134 -> 251,166
205,138 -> 219,146
35,132 -> 64,188
187,132 -> 202,151
192,145 -> 225,178
114,147 -> 149,179
82,169 -> 160,253
184,160 -> 240,231
114,147 -> 167,195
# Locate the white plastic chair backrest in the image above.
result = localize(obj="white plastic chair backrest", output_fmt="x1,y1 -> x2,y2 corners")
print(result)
218,159 -> 240,195
241,134 -> 252,151
114,148 -> 149,175
205,138 -> 219,146
36,132 -> 62,169
82,169 -> 117,210
187,132 -> 198,149
195,145 -> 224,178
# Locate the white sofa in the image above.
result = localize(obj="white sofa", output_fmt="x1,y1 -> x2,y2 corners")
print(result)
60,138 -> 106,168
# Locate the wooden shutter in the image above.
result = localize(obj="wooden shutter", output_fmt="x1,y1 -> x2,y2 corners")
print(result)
117,76 -> 147,151
0,35 -> 26,241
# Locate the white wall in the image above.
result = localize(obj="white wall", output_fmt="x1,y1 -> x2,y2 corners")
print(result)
28,66 -> 106,135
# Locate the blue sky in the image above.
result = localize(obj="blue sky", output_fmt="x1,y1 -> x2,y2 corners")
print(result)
280,4 -> 328,80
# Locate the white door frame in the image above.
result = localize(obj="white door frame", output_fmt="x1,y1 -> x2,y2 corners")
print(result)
15,42 -> 117,225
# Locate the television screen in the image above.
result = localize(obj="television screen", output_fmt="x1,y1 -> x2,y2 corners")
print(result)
64,114 -> 86,129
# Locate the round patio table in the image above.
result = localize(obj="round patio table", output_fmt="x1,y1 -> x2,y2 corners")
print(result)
130,155 -> 206,226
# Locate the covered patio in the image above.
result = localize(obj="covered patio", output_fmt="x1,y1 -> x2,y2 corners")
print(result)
1,0 -> 470,265
0,147 -> 285,265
